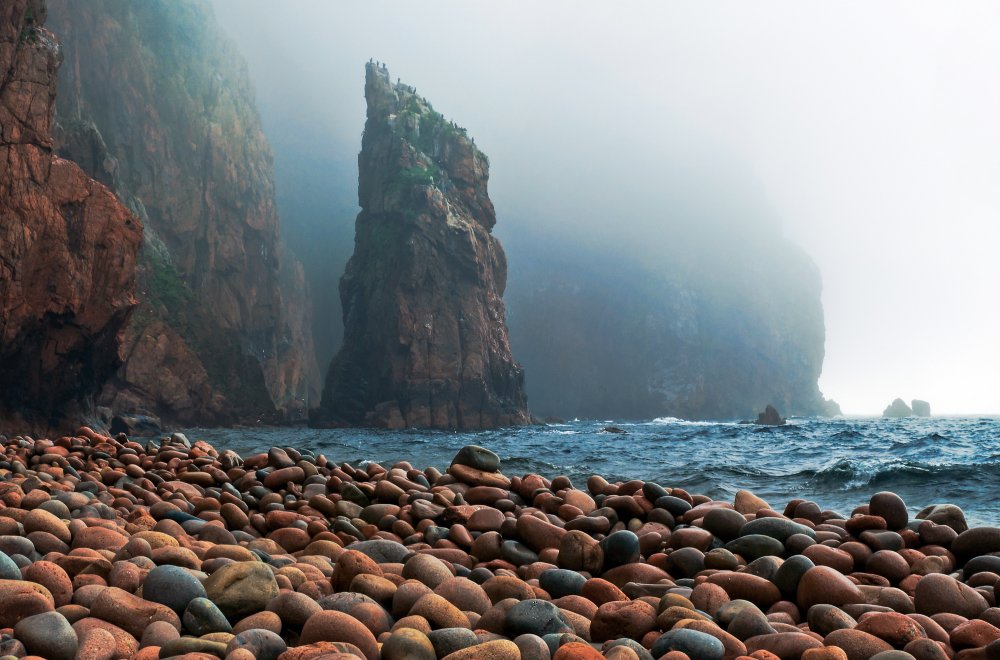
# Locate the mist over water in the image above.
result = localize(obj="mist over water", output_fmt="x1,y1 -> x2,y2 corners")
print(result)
211,1 -> 1000,415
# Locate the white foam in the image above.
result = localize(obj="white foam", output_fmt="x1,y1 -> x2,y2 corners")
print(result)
646,416 -> 733,427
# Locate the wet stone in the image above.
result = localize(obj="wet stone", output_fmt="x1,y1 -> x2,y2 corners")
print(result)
452,445 -> 501,473
505,599 -> 573,638
142,564 -> 207,614
539,569 -> 587,599
651,628 -> 725,660
182,597 -> 232,636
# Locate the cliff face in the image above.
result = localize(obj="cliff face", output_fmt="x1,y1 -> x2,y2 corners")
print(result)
316,63 -> 530,430
505,232 -> 836,421
46,0 -> 319,424
0,0 -> 142,430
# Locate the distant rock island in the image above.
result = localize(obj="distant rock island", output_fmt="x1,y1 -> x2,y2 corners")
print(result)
314,63 -> 531,430
883,398 -> 912,417
755,405 -> 787,426
883,398 -> 931,418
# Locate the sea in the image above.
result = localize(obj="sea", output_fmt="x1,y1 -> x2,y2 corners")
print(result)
185,416 -> 1000,527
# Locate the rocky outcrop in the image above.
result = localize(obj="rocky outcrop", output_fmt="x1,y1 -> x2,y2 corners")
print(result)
46,0 -> 319,424
316,63 -> 530,430
911,399 -> 931,417
0,0 -> 142,431
883,398 -> 913,418
754,405 -> 787,426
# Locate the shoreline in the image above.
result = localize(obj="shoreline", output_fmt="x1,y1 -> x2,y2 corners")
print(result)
0,428 -> 996,659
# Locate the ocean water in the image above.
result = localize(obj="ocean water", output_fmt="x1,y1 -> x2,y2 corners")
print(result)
184,416 -> 1000,526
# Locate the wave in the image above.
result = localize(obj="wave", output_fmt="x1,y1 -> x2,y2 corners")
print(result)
800,457 -> 1000,490
647,416 -> 734,427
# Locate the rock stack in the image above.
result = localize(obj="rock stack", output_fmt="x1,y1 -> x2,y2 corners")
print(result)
316,63 -> 530,431
0,429 -> 997,659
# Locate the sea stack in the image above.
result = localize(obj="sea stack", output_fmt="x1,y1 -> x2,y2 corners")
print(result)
883,398 -> 913,418
0,0 -> 142,431
316,63 -> 530,430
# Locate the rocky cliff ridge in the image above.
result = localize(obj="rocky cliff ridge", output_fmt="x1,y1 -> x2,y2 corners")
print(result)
316,63 -> 530,429
0,0 -> 142,431
47,0 -> 319,424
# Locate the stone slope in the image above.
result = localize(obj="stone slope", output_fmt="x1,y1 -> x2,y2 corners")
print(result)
46,0 -> 319,424
316,63 -> 530,429
0,0 -> 142,431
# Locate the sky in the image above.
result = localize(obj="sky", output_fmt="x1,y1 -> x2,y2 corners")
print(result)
211,1 -> 1000,415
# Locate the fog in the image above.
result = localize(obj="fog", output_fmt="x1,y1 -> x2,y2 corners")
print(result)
211,0 -> 1000,415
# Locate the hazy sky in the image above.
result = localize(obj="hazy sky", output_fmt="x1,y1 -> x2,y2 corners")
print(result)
212,1 -> 1000,415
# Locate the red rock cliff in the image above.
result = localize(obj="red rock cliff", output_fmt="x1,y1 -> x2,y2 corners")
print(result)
316,63 -> 530,430
0,0 -> 142,431
46,0 -> 320,424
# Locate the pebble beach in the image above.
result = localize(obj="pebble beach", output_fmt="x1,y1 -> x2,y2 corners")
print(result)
0,428 -> 998,660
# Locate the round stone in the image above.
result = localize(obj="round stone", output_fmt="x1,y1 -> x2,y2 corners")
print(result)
409,593 -> 470,629
427,627 -> 479,657
741,517 -> 816,542
0,578 -> 55,627
402,553 -> 454,589
745,632 -> 823,659
539,569 -> 587,599
915,505 -> 967,533
825,628 -> 894,660
349,539 -> 411,563
515,633 -> 552,660
773,554 -> 815,599
869,492 -> 908,530
651,629 -> 725,660
452,445 -> 501,472
600,530 -> 641,570
89,586 -> 180,639
183,596 -> 232,636
142,564 -> 207,614
806,604 -> 858,637
590,599 -> 657,642
558,530 -> 604,574
505,599 -> 573,638
13,611 -> 78,660
442,639 -> 522,660
952,527 -> 1000,565
226,628 -> 288,660
382,628 -> 436,660
203,561 -> 279,619
265,591 -> 323,629
704,508 -> 748,541
300,610 -> 379,660
726,534 -> 785,560
797,566 -> 866,610
433,577 -> 492,615
0,550 -> 20,580
914,573 -> 989,618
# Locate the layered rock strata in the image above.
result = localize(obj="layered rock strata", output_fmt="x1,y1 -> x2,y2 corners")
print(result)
317,64 -> 530,430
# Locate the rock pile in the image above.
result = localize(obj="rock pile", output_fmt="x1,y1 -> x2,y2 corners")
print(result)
0,431 -> 997,660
